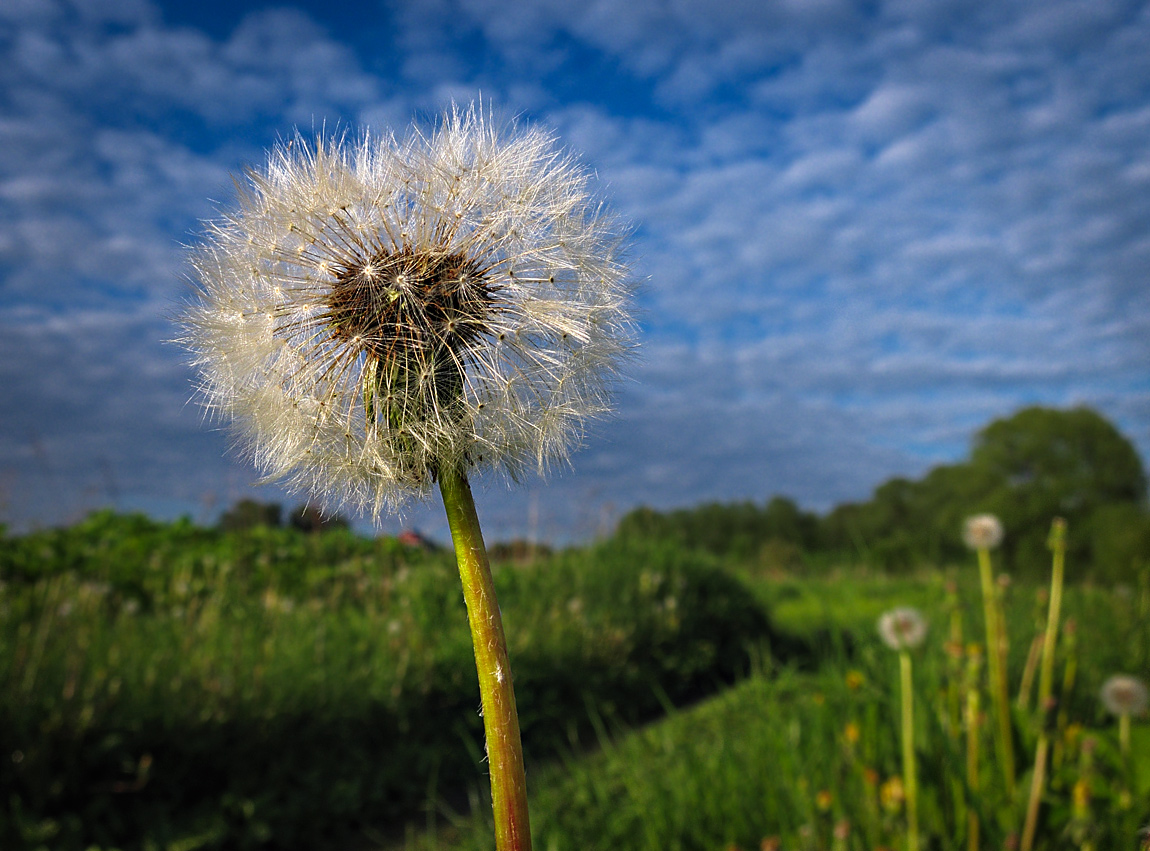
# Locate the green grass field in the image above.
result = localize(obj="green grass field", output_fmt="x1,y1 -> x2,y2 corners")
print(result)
2,513 -> 1148,850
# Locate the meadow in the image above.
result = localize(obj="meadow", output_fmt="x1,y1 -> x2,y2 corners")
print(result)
2,509 -> 1148,850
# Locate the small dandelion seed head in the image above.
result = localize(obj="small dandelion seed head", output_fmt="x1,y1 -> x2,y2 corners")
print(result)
878,606 -> 928,651
180,103 -> 635,517
1100,674 -> 1149,716
963,513 -> 1004,550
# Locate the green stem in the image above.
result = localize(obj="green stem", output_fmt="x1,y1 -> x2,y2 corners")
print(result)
1021,519 -> 1067,851
965,648 -> 982,851
1020,732 -> 1049,851
439,466 -> 532,851
901,650 -> 919,851
1037,519 -> 1066,710
978,546 -> 1015,797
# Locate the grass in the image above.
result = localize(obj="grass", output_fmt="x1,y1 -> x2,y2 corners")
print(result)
411,565 -> 1150,851
0,517 -> 779,850
2,513 -> 1148,850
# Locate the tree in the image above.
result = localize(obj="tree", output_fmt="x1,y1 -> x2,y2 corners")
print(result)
288,504 -> 349,533
967,406 -> 1147,575
218,498 -> 282,532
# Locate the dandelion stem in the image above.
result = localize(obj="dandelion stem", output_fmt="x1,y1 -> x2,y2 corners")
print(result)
1021,519 -> 1066,851
900,649 -> 919,851
439,466 -> 532,851
978,546 -> 1015,797
965,647 -> 982,851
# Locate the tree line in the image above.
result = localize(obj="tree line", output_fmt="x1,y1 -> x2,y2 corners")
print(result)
613,406 -> 1150,582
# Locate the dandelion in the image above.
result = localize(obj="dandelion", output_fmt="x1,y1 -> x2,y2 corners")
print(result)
181,103 -> 635,851
1101,674 -> 1149,717
964,512 -> 1015,797
963,513 -> 1004,551
879,607 -> 926,851
183,104 -> 632,516
1100,674 -> 1149,757
878,607 -> 928,651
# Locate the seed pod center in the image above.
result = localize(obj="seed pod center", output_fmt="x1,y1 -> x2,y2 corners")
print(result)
326,247 -> 496,365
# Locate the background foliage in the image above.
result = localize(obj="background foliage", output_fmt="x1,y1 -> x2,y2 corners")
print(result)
616,406 -> 1150,581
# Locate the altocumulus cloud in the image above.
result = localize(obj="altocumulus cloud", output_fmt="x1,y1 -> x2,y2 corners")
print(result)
1,0 -> 1147,540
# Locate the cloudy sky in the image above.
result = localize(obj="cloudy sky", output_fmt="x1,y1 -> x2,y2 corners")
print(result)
2,0 -> 1148,542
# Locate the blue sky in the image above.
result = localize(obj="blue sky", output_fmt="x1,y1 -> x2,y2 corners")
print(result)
2,0 -> 1148,542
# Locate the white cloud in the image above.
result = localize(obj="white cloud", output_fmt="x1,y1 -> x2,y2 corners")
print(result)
2,0 -> 1148,534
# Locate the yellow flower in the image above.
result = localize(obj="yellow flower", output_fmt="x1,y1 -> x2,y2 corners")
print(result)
880,776 -> 905,812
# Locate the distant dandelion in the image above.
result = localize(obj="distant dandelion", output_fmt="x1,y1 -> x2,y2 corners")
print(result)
967,510 -> 1015,795
1101,675 -> 1149,717
879,606 -> 926,851
963,514 -> 1004,551
879,607 -> 928,651
1101,674 -> 1148,797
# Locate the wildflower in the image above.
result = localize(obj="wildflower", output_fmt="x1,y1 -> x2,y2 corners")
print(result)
816,789 -> 833,811
183,103 -> 633,517
963,513 -> 1004,550
878,607 -> 928,651
879,775 -> 905,812
879,607 -> 925,851
845,669 -> 865,691
1072,778 -> 1090,812
1100,674 -> 1149,717
967,511 -> 1015,795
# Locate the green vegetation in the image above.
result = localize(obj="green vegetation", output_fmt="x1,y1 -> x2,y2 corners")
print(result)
0,516 -> 777,851
2,404 -> 1148,849
415,568 -> 1150,851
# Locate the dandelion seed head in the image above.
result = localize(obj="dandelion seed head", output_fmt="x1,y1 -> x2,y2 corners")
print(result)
1100,674 -> 1149,716
182,103 -> 634,516
963,513 -> 1004,550
878,606 -> 928,651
